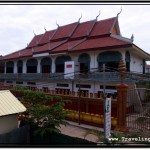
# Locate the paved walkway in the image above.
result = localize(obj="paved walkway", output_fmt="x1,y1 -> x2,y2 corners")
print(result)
58,121 -> 104,143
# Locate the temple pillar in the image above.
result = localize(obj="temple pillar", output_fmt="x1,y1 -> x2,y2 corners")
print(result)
115,83 -> 128,132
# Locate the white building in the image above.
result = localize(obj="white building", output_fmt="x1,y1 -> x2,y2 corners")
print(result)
0,15 -> 150,97
0,90 -> 26,134
146,64 -> 150,73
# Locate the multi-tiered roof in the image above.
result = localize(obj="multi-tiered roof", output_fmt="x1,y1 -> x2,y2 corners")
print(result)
2,16 -> 150,61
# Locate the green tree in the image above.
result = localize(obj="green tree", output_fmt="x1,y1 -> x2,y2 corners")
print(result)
19,89 -> 69,136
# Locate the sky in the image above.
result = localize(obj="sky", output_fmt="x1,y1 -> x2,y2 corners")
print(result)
0,4 -> 150,64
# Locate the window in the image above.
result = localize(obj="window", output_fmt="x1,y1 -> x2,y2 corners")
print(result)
100,85 -> 116,90
17,60 -> 23,73
78,53 -> 90,73
41,57 -> 51,73
27,82 -> 36,85
6,61 -> 14,73
76,84 -> 91,88
57,83 -> 69,87
16,81 -> 23,84
55,56 -> 71,73
6,81 -> 13,83
26,59 -> 37,73
97,51 -> 122,72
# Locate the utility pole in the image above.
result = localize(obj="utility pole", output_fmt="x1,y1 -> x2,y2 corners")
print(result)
103,64 -> 107,138
78,83 -> 81,125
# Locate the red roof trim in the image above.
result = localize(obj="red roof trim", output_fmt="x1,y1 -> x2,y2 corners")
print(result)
50,38 -> 86,53
71,36 -> 131,51
33,40 -> 67,54
51,22 -> 79,41
38,29 -> 56,45
71,20 -> 96,39
89,17 -> 116,38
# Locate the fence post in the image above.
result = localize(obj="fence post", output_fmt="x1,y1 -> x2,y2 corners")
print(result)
115,83 -> 128,132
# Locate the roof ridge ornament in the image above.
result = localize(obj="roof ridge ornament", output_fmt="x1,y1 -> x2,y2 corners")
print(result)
131,34 -> 134,42
44,25 -> 47,32
78,13 -> 82,22
33,30 -> 36,36
56,20 -> 59,28
117,7 -> 122,17
96,10 -> 101,20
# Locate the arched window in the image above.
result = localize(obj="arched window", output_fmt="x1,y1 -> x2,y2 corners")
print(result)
125,51 -> 130,72
6,61 -> 14,73
55,56 -> 71,73
97,51 -> 122,72
26,59 -> 38,73
17,60 -> 23,73
78,53 -> 91,73
41,57 -> 52,73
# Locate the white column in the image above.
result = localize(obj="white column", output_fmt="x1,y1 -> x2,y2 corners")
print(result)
51,57 -> 56,73
90,52 -> 95,72
23,60 -> 27,73
14,61 -> 17,74
37,58 -> 41,73
93,51 -> 98,70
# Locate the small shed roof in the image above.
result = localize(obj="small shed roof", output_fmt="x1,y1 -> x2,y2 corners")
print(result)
0,90 -> 26,117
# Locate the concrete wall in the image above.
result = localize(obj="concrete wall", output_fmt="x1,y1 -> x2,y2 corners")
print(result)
130,52 -> 143,73
0,114 -> 18,134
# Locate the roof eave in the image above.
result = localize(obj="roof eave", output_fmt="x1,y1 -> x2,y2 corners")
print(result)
132,44 -> 150,60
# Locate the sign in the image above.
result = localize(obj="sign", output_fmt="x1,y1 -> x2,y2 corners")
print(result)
66,64 -> 72,68
104,98 -> 111,139
64,61 -> 74,79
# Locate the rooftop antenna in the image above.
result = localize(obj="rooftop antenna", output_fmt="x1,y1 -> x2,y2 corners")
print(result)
78,13 -> 82,22
96,10 -> 101,20
44,25 -> 47,32
56,20 -> 59,27
117,7 -> 122,17
131,34 -> 134,42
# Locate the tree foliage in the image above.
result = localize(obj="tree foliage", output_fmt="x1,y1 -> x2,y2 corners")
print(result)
18,87 -> 69,136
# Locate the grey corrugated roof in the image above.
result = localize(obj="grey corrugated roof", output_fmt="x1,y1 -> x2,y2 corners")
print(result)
0,90 -> 26,117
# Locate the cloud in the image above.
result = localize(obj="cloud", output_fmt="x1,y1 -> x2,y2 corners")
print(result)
0,4 -> 150,57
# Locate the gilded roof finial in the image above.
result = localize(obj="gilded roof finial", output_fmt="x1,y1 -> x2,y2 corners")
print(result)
117,7 -> 122,17
96,10 -> 101,20
78,13 -> 82,22
56,20 -> 59,27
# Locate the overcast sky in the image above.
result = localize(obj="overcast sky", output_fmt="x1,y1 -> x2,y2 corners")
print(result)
0,4 -> 150,62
